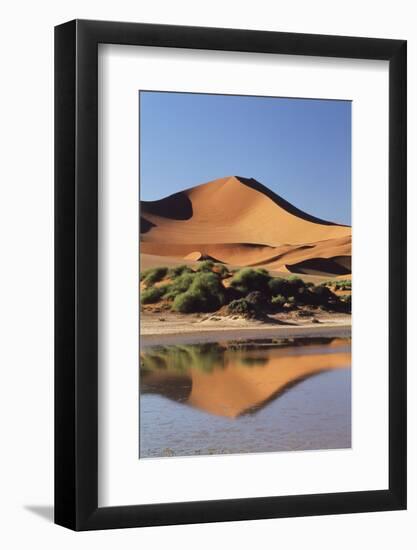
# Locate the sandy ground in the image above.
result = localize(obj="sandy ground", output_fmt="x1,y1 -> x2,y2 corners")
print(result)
140,311 -> 351,346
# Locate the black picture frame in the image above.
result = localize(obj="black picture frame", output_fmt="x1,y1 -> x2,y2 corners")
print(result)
55,19 -> 407,531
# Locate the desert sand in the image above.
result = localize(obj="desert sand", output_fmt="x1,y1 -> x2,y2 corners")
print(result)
141,176 -> 351,277
140,311 -> 351,346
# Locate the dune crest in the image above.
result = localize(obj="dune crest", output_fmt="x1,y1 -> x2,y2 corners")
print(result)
141,176 -> 351,276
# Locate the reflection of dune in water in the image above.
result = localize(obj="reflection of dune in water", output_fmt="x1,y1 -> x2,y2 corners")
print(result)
140,339 -> 351,419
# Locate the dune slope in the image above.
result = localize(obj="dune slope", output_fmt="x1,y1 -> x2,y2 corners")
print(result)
140,176 -> 351,276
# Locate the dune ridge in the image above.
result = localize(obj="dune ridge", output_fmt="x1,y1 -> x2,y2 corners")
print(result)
141,176 -> 351,276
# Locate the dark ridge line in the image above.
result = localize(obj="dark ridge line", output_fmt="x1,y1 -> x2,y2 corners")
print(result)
239,369 -> 335,417
235,176 -> 350,228
140,216 -> 156,234
286,256 -> 351,276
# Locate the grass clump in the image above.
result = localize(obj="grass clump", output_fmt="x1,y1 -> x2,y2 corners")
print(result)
245,291 -> 267,308
268,276 -> 307,298
322,279 -> 352,291
164,273 -> 196,300
227,298 -> 257,318
141,286 -> 167,304
268,277 -> 288,296
230,268 -> 271,295
195,260 -> 215,272
140,267 -> 168,287
172,272 -> 225,313
172,292 -> 201,313
167,265 -> 193,278
271,294 -> 286,307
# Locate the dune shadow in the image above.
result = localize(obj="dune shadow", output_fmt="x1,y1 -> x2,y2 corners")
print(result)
287,256 -> 351,276
142,191 -> 193,220
237,176 -> 349,227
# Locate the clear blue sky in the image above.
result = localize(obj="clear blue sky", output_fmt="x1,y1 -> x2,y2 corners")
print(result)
140,91 -> 351,225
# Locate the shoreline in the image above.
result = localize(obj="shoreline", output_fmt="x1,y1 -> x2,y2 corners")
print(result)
140,317 -> 351,346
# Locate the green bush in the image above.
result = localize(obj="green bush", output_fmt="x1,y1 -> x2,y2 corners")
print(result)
268,276 -> 306,298
268,277 -> 288,296
164,273 -> 196,299
172,291 -> 201,313
230,268 -> 271,294
271,294 -> 286,307
167,265 -> 193,278
322,279 -> 352,291
305,284 -> 340,308
141,286 -> 166,304
171,272 -> 225,313
196,260 -> 215,272
334,279 -> 352,291
140,267 -> 168,287
287,276 -> 306,292
227,298 -> 257,317
245,291 -> 267,308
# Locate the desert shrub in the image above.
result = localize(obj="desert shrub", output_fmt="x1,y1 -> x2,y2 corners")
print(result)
141,267 -> 168,287
339,294 -> 352,312
171,272 -> 225,313
287,276 -> 306,292
167,265 -> 193,278
306,284 -> 340,308
141,286 -> 166,304
230,268 -> 271,295
271,294 -> 286,307
268,277 -> 287,296
196,260 -> 215,272
334,279 -> 352,291
227,298 -> 257,317
189,272 -> 225,308
268,276 -> 306,299
172,291 -> 201,313
287,296 -> 296,307
322,279 -> 352,291
164,273 -> 196,299
245,291 -> 268,308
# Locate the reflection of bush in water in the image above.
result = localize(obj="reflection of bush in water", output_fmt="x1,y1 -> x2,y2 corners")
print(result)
238,356 -> 269,367
140,337 -> 349,375
140,352 -> 168,372
141,343 -> 227,373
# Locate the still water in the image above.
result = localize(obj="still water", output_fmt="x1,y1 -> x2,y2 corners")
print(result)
139,338 -> 351,458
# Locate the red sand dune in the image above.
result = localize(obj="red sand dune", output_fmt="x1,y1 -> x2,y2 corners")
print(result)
140,176 -> 351,276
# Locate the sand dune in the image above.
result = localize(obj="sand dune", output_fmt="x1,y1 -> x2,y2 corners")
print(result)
141,176 -> 351,276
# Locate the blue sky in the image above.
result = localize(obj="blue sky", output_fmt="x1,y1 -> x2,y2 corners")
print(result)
140,91 -> 351,225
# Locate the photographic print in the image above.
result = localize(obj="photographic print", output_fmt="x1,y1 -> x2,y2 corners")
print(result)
139,91 -> 352,459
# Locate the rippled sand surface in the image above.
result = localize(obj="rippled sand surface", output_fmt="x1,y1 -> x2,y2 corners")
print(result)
140,338 -> 351,458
